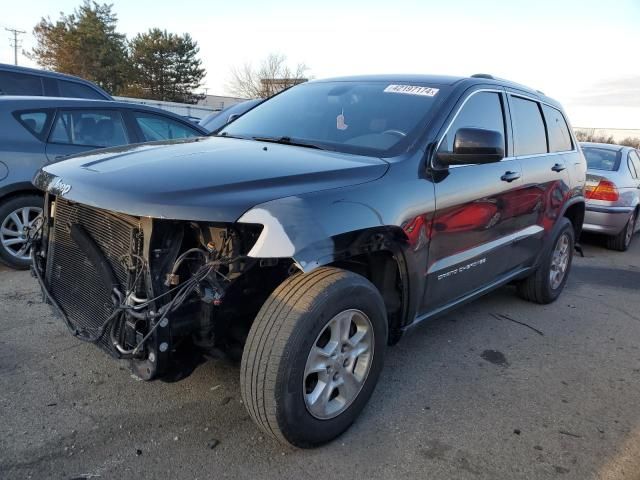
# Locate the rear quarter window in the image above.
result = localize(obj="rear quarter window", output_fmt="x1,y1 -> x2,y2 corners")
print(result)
542,105 -> 573,152
13,110 -> 54,141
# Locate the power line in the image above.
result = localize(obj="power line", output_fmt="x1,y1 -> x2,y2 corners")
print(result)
5,27 -> 26,65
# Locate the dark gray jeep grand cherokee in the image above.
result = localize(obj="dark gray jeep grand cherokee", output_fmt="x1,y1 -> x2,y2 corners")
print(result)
31,74 -> 586,447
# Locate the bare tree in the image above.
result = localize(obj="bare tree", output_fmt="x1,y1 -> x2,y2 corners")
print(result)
574,131 -> 640,148
227,53 -> 309,99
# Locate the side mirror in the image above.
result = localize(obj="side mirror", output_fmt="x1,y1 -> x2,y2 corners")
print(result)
436,128 -> 504,166
227,113 -> 240,124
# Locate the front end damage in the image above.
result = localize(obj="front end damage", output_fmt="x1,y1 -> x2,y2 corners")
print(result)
31,194 -> 295,379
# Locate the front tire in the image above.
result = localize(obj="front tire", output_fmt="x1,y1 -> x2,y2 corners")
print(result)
517,217 -> 575,304
240,267 -> 387,448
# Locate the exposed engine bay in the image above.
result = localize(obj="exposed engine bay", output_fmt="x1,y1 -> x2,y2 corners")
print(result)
31,194 -> 294,380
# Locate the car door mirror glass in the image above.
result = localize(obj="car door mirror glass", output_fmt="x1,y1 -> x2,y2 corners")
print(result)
437,127 -> 505,166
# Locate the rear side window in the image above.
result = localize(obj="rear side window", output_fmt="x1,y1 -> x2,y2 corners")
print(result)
132,112 -> 202,141
14,110 -> 53,140
542,105 -> 573,152
581,147 -> 621,171
58,80 -> 106,100
49,109 -> 128,147
511,96 -> 547,156
0,71 -> 44,96
438,91 -> 506,155
628,151 -> 640,179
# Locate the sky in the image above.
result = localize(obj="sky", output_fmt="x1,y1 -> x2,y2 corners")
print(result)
1,0 -> 639,128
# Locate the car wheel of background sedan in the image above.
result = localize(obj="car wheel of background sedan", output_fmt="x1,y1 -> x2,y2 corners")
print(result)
517,217 -> 575,304
606,210 -> 636,252
0,195 -> 43,270
240,267 -> 387,448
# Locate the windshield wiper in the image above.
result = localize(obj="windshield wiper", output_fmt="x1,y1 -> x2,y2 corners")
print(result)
214,131 -> 249,139
251,136 -> 328,150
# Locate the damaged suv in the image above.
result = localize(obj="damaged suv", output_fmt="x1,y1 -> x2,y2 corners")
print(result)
31,74 -> 586,448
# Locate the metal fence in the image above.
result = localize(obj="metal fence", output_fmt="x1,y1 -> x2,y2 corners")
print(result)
114,96 -> 218,120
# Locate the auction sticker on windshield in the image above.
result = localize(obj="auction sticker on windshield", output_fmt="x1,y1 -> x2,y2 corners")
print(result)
384,85 -> 439,96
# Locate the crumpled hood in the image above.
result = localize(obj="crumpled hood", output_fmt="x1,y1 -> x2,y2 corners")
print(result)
33,137 -> 389,222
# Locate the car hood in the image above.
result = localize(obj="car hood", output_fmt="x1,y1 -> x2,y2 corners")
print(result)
33,137 -> 389,222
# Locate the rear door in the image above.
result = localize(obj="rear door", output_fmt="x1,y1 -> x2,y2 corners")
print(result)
45,108 -> 130,161
509,95 -> 572,253
423,89 -> 533,312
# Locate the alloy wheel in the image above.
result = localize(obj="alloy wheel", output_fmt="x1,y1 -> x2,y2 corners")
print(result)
625,212 -> 636,248
0,206 -> 42,261
303,309 -> 374,420
549,233 -> 570,290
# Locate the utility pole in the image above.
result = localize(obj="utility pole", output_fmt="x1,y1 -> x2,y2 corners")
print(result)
5,27 -> 26,65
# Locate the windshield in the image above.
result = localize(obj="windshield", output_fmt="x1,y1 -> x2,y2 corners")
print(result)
219,81 -> 446,156
582,147 -> 621,171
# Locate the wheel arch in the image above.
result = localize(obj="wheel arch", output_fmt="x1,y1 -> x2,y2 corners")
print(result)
0,183 -> 42,204
561,198 -> 585,240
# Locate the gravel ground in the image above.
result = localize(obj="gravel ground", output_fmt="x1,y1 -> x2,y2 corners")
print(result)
1,235 -> 639,480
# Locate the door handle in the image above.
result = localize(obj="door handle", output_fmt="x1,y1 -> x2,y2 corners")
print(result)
551,163 -> 566,172
501,171 -> 521,183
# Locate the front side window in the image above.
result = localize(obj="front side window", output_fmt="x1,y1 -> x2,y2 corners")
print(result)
438,91 -> 506,155
15,110 -> 53,140
133,112 -> 202,142
220,81 -> 446,156
58,80 -> 106,100
49,109 -> 128,147
511,96 -> 547,156
542,105 -> 573,152
0,71 -> 44,96
581,147 -> 621,171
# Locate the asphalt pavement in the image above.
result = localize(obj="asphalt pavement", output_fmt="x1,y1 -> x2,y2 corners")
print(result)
1,235 -> 639,479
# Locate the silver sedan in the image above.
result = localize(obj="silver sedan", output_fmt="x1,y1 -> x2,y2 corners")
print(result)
581,142 -> 640,251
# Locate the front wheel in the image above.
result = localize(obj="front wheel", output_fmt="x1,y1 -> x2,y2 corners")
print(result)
240,267 -> 387,448
517,217 -> 575,304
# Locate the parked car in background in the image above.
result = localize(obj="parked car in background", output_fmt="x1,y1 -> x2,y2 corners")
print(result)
32,74 -> 586,447
0,64 -> 112,100
198,98 -> 262,132
0,96 -> 207,269
580,142 -> 640,250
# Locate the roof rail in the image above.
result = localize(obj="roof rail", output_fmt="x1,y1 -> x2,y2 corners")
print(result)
471,73 -> 495,79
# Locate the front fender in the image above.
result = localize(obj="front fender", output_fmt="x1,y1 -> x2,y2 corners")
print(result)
238,194 -> 401,271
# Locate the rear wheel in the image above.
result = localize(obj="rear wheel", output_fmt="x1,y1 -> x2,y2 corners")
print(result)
0,195 -> 43,270
606,210 -> 636,252
240,267 -> 387,448
517,217 -> 574,304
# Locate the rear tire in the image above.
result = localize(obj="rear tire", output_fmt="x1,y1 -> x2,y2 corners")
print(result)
517,217 -> 574,304
240,267 -> 387,448
606,210 -> 636,252
0,195 -> 43,270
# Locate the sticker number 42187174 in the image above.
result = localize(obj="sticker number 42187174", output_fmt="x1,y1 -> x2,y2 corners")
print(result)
383,84 -> 440,97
